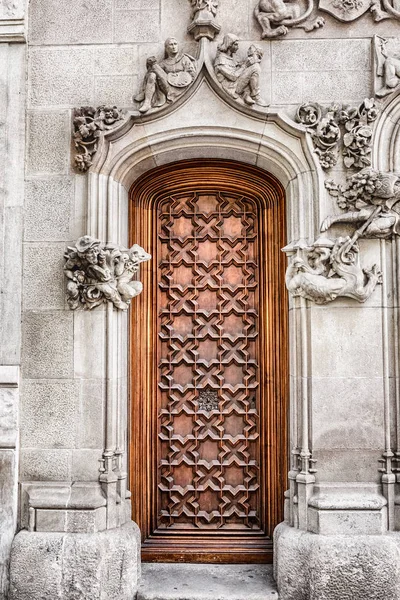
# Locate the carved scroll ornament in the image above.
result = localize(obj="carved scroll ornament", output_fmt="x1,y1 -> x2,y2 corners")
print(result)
319,0 -> 400,22
284,236 -> 382,304
64,236 -> 151,311
254,0 -> 325,38
73,106 -> 124,172
296,99 -> 380,170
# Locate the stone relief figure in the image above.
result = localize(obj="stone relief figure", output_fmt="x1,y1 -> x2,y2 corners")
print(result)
190,0 -> 219,19
323,168 -> 400,239
214,34 -> 268,107
375,36 -> 400,98
64,235 -> 151,311
134,38 -> 197,114
284,236 -> 382,304
254,0 -> 325,39
188,0 -> 221,39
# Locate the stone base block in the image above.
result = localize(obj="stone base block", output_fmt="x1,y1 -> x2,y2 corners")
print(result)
274,522 -> 400,600
9,521 -> 141,600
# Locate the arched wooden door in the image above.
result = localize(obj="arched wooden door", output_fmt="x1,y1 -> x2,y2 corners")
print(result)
130,160 -> 288,563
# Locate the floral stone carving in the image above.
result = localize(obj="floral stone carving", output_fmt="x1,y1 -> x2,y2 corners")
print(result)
254,0 -> 325,39
73,106 -> 123,172
134,38 -> 197,114
64,236 -> 151,311
323,168 -> 400,238
284,236 -> 382,304
296,99 -> 380,170
214,34 -> 267,108
188,0 -> 221,40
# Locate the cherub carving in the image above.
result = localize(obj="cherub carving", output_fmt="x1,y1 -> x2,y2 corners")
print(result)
254,0 -> 325,39
64,236 -> 151,311
284,236 -> 382,304
322,168 -> 400,239
214,34 -> 267,107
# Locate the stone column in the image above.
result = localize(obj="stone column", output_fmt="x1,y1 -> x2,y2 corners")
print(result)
0,1 -> 26,597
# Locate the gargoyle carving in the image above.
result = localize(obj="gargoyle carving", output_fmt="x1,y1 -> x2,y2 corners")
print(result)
134,38 -> 197,114
254,0 -> 325,39
284,236 -> 382,304
188,0 -> 221,39
323,168 -> 400,239
214,34 -> 268,108
73,106 -> 123,172
296,99 -> 380,170
64,235 -> 151,311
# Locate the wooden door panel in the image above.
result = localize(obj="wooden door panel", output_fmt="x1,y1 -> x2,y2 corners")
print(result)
157,191 -> 261,533
130,161 -> 288,563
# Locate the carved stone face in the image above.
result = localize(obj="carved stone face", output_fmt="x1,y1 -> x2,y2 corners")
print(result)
85,246 -> 100,265
103,107 -> 117,124
165,38 -> 179,58
230,40 -> 239,54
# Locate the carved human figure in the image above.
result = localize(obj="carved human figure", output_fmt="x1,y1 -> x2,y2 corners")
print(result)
190,0 -> 218,19
322,169 -> 400,239
254,0 -> 324,38
214,34 -> 267,107
376,39 -> 400,97
135,37 -> 197,114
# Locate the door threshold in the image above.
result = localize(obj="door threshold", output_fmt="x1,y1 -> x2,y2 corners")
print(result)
137,563 -> 279,600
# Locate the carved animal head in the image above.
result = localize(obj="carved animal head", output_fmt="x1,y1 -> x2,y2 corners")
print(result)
129,244 -> 152,265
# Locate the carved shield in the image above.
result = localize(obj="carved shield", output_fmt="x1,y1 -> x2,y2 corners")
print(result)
319,0 -> 372,21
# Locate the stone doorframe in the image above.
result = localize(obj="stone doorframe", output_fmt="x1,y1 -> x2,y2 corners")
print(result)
84,94 -> 323,533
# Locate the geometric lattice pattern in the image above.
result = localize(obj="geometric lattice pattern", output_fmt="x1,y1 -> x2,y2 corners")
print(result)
157,192 -> 261,531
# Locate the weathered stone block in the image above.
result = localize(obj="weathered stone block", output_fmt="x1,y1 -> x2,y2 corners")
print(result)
72,449 -> 103,482
35,507 -> 106,533
95,46 -> 137,76
29,47 -> 94,107
312,377 -> 384,450
20,449 -> 72,482
0,450 -> 18,600
22,312 -> 73,379
73,311 -> 106,380
26,111 -> 69,175
21,380 -> 79,449
275,523 -> 400,600
25,177 -> 74,242
0,387 -> 18,448
29,0 -> 113,45
9,523 -> 141,600
23,243 -> 66,310
77,380 -> 105,449
94,75 -> 137,107
160,0 -> 191,42
113,10 -> 160,44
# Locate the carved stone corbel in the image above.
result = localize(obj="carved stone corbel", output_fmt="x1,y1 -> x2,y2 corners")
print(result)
64,236 -> 151,311
188,0 -> 221,40
296,99 -> 380,170
283,236 -> 382,305
73,106 -> 124,172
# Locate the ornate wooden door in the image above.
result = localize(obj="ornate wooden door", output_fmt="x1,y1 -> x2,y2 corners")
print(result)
130,161 -> 288,563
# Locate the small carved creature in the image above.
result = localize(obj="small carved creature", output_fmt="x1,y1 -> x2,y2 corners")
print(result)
254,0 -> 325,39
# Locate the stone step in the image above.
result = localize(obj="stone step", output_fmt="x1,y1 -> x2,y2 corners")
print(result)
137,563 -> 279,600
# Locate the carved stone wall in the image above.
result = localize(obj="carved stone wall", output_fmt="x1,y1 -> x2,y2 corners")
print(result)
4,0 -> 400,598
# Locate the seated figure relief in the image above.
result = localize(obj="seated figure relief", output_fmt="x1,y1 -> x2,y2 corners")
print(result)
134,38 -> 197,114
375,36 -> 400,98
214,34 -> 268,107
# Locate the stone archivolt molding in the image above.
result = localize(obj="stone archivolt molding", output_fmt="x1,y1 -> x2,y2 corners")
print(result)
64,235 -> 151,311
